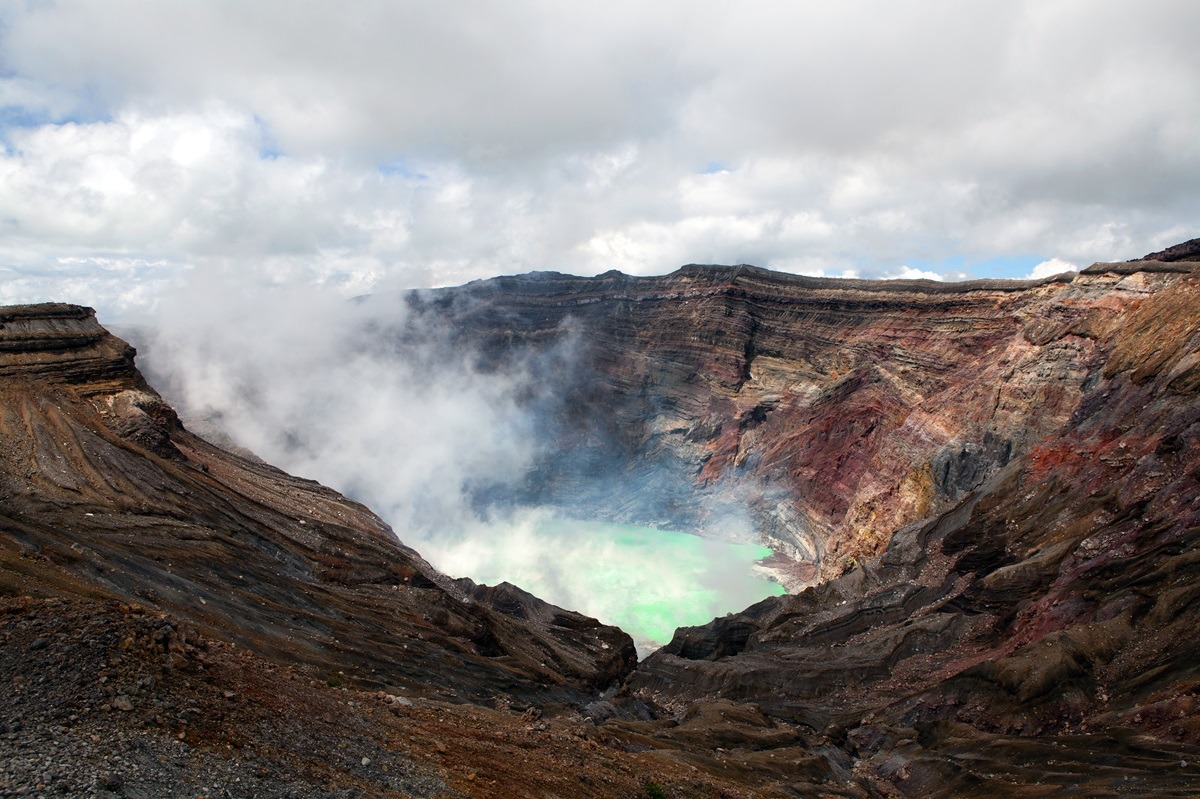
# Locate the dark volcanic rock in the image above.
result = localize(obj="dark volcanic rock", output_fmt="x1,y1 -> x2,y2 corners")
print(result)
621,257 -> 1200,797
0,595 -> 752,799
1141,236 -> 1200,262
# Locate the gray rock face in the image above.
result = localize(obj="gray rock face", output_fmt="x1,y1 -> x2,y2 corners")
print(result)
930,432 -> 1013,500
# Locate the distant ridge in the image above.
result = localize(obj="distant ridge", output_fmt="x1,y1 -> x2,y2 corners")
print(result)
1140,236 -> 1200,262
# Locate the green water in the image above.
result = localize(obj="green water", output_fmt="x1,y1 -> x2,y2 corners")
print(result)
456,515 -> 785,652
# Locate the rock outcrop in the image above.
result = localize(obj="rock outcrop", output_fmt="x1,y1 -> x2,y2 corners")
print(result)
1141,236 -> 1200,262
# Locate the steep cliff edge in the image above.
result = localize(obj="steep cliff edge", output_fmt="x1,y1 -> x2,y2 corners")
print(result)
414,258 -> 1184,583
0,304 -> 636,706
620,255 -> 1200,796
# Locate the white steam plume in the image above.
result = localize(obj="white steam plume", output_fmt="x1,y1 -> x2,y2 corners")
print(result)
137,270 -> 539,536
133,269 -> 781,653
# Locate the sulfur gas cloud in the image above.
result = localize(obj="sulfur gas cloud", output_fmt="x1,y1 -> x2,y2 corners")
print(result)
133,270 -> 780,652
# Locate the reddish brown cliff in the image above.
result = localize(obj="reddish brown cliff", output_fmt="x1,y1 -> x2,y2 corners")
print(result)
418,259 -> 1189,583
620,257 -> 1200,795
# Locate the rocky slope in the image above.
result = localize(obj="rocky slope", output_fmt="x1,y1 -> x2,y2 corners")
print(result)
0,594 -> 761,799
4,239 -> 1200,797
630,258 -> 1200,794
0,303 -> 635,708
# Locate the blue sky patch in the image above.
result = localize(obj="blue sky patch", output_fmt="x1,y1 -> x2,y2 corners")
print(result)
378,160 -> 428,180
252,114 -> 283,159
891,253 -> 1045,280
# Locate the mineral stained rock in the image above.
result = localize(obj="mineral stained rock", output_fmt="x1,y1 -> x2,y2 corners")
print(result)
416,251 -> 1195,585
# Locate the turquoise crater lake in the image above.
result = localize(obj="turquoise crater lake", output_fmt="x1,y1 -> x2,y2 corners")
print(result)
438,513 -> 786,654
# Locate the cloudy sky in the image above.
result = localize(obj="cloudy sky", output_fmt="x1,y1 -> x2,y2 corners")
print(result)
1,0 -> 1197,319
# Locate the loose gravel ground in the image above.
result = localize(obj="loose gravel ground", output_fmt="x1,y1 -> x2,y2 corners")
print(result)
0,595 -> 765,799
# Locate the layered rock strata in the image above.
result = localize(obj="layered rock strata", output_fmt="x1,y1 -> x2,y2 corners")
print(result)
0,304 -> 635,705
4,241 -> 1200,797
415,256 -> 1187,582
624,255 -> 1200,795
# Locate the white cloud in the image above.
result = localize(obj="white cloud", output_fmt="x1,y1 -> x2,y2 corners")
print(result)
884,265 -> 946,282
0,1 -> 1195,319
1026,258 -> 1079,279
